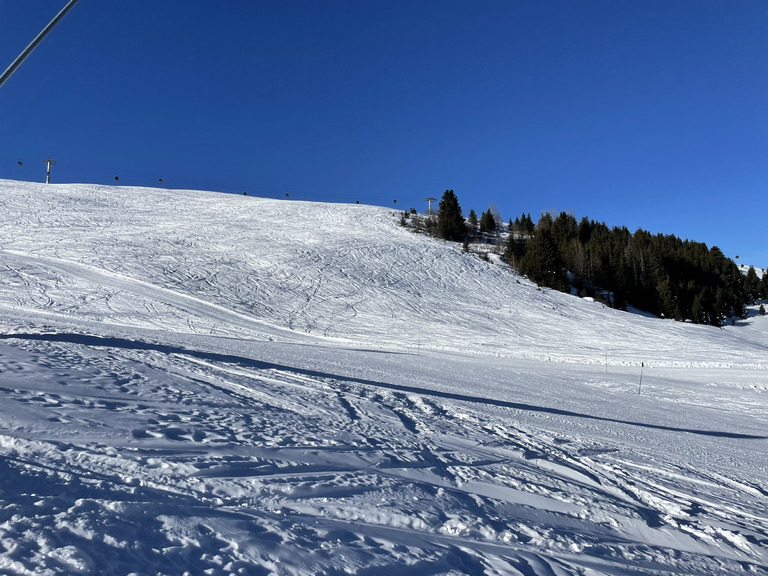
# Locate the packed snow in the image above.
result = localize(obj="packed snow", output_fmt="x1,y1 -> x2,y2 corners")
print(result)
0,179 -> 766,575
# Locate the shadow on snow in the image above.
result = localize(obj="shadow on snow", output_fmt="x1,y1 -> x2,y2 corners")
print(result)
3,332 -> 766,441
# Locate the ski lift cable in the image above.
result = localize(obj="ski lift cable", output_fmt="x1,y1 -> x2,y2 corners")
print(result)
0,0 -> 81,91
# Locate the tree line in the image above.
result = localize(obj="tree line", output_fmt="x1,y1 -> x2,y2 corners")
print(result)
403,189 -> 768,326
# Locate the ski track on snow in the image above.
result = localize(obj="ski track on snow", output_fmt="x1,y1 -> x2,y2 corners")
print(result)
0,180 -> 767,575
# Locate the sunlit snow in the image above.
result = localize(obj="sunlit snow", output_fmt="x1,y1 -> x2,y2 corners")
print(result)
1,180 -> 766,575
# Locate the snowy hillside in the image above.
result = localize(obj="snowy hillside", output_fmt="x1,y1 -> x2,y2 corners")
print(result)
1,179 -> 766,575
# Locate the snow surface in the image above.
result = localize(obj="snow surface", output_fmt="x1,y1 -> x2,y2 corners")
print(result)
0,179 -> 767,575
739,264 -> 765,280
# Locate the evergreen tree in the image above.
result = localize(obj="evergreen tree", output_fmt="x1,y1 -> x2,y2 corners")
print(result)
760,304 -> 766,316
578,216 -> 592,245
467,209 -> 478,229
504,234 -> 527,268
479,209 -> 496,234
437,189 -> 466,242
487,203 -> 502,229
424,215 -> 438,236
519,227 -> 568,291
691,292 -> 707,324
536,212 -> 554,232
745,266 -> 760,303
552,212 -> 578,249
713,287 -> 726,327
524,214 -> 535,235
656,275 -> 680,320
513,212 -> 535,237
466,209 -> 478,241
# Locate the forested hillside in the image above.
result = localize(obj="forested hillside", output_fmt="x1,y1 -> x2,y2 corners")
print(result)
510,211 -> 766,325
409,190 -> 767,326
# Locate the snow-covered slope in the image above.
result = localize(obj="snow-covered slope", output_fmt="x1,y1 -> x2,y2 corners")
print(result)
1,180 -> 766,575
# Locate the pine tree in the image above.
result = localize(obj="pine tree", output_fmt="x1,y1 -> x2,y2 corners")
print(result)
479,209 -> 496,234
745,266 -> 760,303
466,209 -> 478,241
578,216 -> 592,245
691,292 -> 707,324
519,227 -> 569,292
523,213 -> 535,236
504,234 -> 527,268
437,190 -> 466,242
467,209 -> 478,229
656,275 -> 680,320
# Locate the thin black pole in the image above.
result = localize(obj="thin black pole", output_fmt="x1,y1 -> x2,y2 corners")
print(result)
0,0 -> 81,91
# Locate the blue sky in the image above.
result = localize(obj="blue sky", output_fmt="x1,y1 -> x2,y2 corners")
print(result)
1,1 -> 766,264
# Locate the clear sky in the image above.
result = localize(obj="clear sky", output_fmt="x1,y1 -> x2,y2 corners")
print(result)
1,1 -> 766,264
